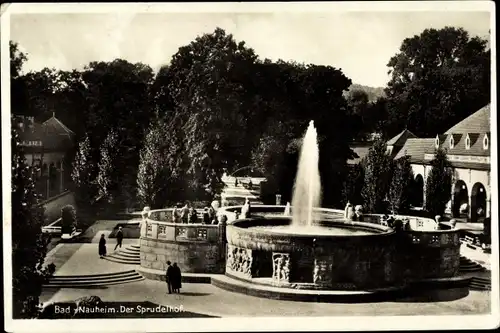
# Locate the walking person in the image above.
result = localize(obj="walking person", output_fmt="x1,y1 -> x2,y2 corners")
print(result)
98,234 -> 107,259
114,226 -> 124,251
165,261 -> 174,294
172,263 -> 182,293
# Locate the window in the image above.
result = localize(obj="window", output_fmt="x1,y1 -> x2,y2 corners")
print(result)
435,135 -> 440,149
449,136 -> 454,149
483,134 -> 489,150
465,134 -> 471,150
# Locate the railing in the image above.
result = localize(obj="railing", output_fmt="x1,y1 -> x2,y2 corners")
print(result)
144,209 -> 223,243
217,205 -> 440,231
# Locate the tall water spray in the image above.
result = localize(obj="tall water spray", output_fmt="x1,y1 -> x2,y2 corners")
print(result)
291,120 -> 322,227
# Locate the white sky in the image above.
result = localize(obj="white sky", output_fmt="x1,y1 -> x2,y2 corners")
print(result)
10,11 -> 490,87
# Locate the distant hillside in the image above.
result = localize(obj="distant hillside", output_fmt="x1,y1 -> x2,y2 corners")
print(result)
345,84 -> 386,102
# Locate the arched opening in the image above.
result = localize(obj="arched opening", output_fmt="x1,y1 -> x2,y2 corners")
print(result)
452,180 -> 468,218
470,182 -> 487,222
412,174 -> 424,207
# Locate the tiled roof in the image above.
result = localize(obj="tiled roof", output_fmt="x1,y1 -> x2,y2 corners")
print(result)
436,133 -> 489,157
445,104 -> 490,134
18,115 -> 75,152
394,138 -> 435,162
387,129 -> 417,146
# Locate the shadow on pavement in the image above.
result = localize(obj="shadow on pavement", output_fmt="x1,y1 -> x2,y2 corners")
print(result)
393,287 -> 470,303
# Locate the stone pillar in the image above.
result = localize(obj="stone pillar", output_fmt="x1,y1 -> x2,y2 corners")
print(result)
46,178 -> 50,199
486,198 -> 491,218
272,252 -> 291,283
313,256 -> 333,287
150,223 -> 158,239
467,194 -> 472,220
218,220 -> 227,261
60,161 -> 64,193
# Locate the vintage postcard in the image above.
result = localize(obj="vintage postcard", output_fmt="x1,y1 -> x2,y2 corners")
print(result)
2,1 -> 498,332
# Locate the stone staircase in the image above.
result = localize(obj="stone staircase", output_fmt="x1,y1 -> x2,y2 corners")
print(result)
459,256 -> 491,291
460,256 -> 486,273
104,244 -> 141,265
43,270 -> 144,288
469,276 -> 491,291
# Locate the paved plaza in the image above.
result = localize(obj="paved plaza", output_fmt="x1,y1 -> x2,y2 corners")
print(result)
40,216 -> 492,318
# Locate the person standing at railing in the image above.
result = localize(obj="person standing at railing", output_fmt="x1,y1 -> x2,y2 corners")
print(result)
188,208 -> 198,224
180,203 -> 190,224
202,207 -> 211,224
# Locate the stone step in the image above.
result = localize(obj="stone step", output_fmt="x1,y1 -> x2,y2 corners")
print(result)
44,270 -> 144,288
50,270 -> 138,281
121,248 -> 140,255
44,275 -> 144,288
104,256 -> 140,265
113,251 -> 140,259
47,272 -> 140,284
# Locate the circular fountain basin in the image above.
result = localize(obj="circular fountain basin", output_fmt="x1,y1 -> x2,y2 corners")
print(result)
225,216 -> 398,291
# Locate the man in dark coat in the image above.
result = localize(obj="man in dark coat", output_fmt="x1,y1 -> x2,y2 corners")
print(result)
172,263 -> 182,293
165,261 -> 174,294
114,226 -> 124,250
98,234 -> 107,259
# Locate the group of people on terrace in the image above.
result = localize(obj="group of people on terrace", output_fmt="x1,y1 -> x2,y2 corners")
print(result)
170,198 -> 224,225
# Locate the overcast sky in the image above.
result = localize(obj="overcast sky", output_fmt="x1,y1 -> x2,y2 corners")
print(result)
10,10 -> 490,87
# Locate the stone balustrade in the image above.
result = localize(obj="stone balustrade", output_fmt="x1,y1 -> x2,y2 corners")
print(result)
140,209 -> 226,273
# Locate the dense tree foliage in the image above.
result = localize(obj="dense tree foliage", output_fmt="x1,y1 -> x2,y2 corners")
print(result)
425,149 -> 453,217
361,139 -> 393,213
388,156 -> 414,214
341,163 -> 365,206
11,118 -> 54,318
383,27 -> 490,137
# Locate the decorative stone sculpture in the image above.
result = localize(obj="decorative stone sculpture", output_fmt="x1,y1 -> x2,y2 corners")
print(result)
449,218 -> 457,229
226,245 -> 252,278
313,257 -> 333,286
354,205 -> 364,221
240,197 -> 251,218
272,253 -> 290,282
284,202 -> 292,216
140,206 -> 151,237
435,215 -> 441,230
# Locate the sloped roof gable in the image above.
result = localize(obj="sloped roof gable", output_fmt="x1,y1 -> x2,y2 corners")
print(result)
445,104 -> 490,134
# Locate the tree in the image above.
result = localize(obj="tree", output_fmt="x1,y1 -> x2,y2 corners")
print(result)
137,116 -> 181,208
71,135 -> 97,203
96,130 -> 120,203
11,118 -> 54,318
425,148 -> 453,217
166,28 -> 259,196
342,163 -> 365,206
361,139 -> 393,213
384,27 -> 490,137
388,156 -> 414,214
10,41 -> 29,115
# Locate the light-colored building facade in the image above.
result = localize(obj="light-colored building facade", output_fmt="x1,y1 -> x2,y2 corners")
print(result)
14,114 -> 75,200
394,104 -> 491,222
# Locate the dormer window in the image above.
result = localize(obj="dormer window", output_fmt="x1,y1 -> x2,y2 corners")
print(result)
483,134 -> 489,150
449,136 -> 454,149
435,135 -> 440,149
465,134 -> 471,150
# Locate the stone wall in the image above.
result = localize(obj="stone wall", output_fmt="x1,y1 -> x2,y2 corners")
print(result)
226,216 -> 461,290
140,210 -> 226,274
